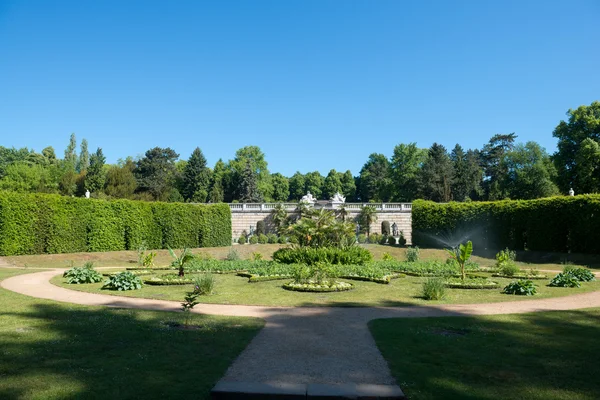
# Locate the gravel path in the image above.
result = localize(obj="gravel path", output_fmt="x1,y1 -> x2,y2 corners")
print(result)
2,267 -> 600,386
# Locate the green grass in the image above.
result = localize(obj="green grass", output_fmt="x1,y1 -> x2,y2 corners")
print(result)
51,270 -> 600,307
0,268 -> 264,400
370,309 -> 600,399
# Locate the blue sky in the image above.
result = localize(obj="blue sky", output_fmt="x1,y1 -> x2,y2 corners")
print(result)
1,0 -> 599,176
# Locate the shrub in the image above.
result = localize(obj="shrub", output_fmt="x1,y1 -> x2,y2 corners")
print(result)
273,246 -> 373,265
503,280 -> 537,295
381,221 -> 391,236
63,263 -> 103,284
193,274 -> 215,295
226,247 -> 240,261
406,246 -> 420,262
382,252 -> 394,261
238,235 -> 247,245
267,233 -> 278,244
252,252 -> 264,261
549,272 -> 581,288
102,271 -> 143,291
498,262 -> 520,277
357,234 -> 368,244
249,235 -> 259,245
278,236 -> 287,244
563,266 -> 596,282
397,232 -> 407,246
256,220 -> 266,236
387,236 -> 396,245
422,278 -> 446,300
258,234 -> 269,244
379,235 -> 388,245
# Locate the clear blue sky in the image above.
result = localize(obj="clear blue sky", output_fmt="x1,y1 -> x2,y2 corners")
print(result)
1,0 -> 599,176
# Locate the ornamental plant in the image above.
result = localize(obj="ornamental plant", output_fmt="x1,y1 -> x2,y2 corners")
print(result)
103,271 -> 143,291
563,266 -> 595,282
193,274 -> 215,295
503,280 -> 537,296
181,291 -> 200,327
169,247 -> 195,277
446,241 -> 473,282
63,262 -> 103,284
549,272 -> 581,288
405,246 -> 420,262
422,278 -> 446,300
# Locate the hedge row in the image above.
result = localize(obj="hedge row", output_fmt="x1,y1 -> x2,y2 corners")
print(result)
412,195 -> 600,254
0,192 -> 231,255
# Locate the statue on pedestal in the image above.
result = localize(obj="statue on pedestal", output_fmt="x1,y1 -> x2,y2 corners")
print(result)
331,192 -> 346,203
300,192 -> 317,204
391,222 -> 399,237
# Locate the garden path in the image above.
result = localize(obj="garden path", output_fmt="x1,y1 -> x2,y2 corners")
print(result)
2,268 -> 600,388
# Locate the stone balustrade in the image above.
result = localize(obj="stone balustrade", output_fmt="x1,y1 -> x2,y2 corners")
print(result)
228,202 -> 412,212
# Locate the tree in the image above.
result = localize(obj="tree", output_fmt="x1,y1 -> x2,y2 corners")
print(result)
357,205 -> 378,235
181,147 -> 211,202
42,146 -> 57,164
85,148 -> 106,194
271,173 -> 290,202
417,143 -> 454,202
0,162 -> 57,193
451,145 -> 483,201
502,142 -> 559,199
481,133 -> 517,200
288,172 -> 306,200
238,160 -> 263,202
304,171 -> 324,199
390,143 -> 427,201
553,101 -> 600,193
135,147 -> 180,201
64,133 -> 78,169
105,159 -> 137,198
230,146 -> 272,201
574,138 -> 600,193
322,169 -> 343,199
340,170 -> 356,201
357,153 -> 392,202
78,139 -> 89,173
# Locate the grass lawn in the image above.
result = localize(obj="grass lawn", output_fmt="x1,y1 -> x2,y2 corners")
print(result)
369,309 -> 600,400
0,268 -> 264,400
51,269 -> 600,308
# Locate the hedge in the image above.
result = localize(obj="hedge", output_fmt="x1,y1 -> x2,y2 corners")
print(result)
412,195 -> 600,254
0,191 -> 231,255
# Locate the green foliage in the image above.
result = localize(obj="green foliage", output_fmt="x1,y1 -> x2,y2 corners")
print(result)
169,247 -> 195,277
273,246 -> 373,265
379,234 -> 388,245
412,195 -> 600,254
445,277 -> 499,289
238,235 -> 247,245
417,143 -> 453,202
63,263 -> 103,284
267,233 -> 278,244
257,233 -> 268,244
256,220 -> 266,236
381,221 -> 391,236
286,209 -> 356,248
291,262 -> 337,285
382,252 -> 394,261
226,247 -> 240,261
135,147 -> 180,201
549,272 -> 581,288
357,234 -> 367,244
181,147 -> 211,202
446,241 -> 473,281
405,246 -> 420,262
422,278 -> 446,300
387,236 -> 397,245
0,192 -> 231,255
145,274 -> 194,285
181,290 -> 200,326
102,271 -> 143,291
193,274 -> 216,295
358,205 -> 378,235
249,235 -> 259,244
278,236 -> 287,244
251,252 -> 263,261
368,233 -> 380,244
503,280 -> 537,296
563,266 -> 596,282
397,232 -> 407,246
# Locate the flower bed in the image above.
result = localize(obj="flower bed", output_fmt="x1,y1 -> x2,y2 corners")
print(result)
339,273 -> 405,284
445,277 -> 500,289
144,274 -> 195,286
492,273 -> 548,280
282,281 -> 354,292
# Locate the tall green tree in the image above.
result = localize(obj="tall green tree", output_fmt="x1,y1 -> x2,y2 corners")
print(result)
340,170 -> 356,201
322,169 -> 343,199
502,142 -> 559,199
573,138 -> 600,194
105,158 -> 137,199
78,139 -> 89,173
451,145 -> 483,201
357,153 -> 392,201
135,147 -> 180,201
481,133 -> 517,200
553,101 -> 600,193
271,173 -> 290,202
0,162 -> 57,193
230,146 -> 273,201
288,172 -> 306,200
238,160 -> 263,202
64,133 -> 78,169
85,148 -> 106,194
417,143 -> 454,202
304,171 -> 324,199
181,147 -> 211,202
390,143 -> 427,201
208,159 -> 227,203
42,146 -> 57,164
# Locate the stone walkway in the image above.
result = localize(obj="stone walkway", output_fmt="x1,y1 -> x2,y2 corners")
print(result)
2,267 -> 600,390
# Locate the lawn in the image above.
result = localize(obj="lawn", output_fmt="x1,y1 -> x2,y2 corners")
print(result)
369,309 -> 600,400
0,268 -> 264,400
51,269 -> 600,308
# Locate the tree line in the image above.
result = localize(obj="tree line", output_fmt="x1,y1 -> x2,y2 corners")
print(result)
1,101 -> 598,203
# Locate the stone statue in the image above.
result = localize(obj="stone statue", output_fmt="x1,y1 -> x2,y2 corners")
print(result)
391,222 -> 398,237
331,192 -> 346,203
85,190 -> 90,199
300,191 -> 316,203
569,188 -> 575,196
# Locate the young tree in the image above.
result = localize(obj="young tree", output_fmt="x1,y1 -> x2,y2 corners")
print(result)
322,169 -> 343,199
271,173 -> 290,202
135,147 -> 180,201
181,147 -> 211,202
390,143 -> 427,201
357,153 -> 392,202
85,148 -> 106,194
78,139 -> 89,173
288,172 -> 306,200
238,159 -> 263,203
417,143 -> 454,202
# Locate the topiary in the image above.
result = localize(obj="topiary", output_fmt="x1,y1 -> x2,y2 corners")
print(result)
258,234 -> 268,244
397,232 -> 407,246
249,235 -> 259,245
267,233 -> 278,244
238,236 -> 247,245
256,220 -> 266,236
381,221 -> 391,236
387,236 -> 397,245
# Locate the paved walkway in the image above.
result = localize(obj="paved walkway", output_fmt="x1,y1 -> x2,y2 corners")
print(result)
2,267 -> 600,386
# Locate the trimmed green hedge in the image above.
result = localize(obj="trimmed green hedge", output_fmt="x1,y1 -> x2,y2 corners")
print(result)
0,191 -> 231,255
412,195 -> 600,254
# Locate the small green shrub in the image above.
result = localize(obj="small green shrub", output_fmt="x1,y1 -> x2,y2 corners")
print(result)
145,274 -> 194,285
252,252 -> 264,261
381,221 -> 391,236
267,233 -> 278,244
256,220 -> 266,236
406,246 -> 420,262
503,280 -> 537,295
103,271 -> 143,291
397,232 -> 407,246
357,234 -> 367,244
237,236 -> 247,245
382,252 -> 394,261
387,236 -> 397,245
273,246 -> 373,265
249,235 -> 259,245
278,236 -> 287,244
193,274 -> 215,295
226,247 -> 240,261
563,266 -> 595,282
549,272 -> 581,288
379,235 -> 388,245
368,233 -> 380,244
422,278 -> 446,300
63,263 -> 103,284
499,262 -> 520,277
258,234 -> 269,244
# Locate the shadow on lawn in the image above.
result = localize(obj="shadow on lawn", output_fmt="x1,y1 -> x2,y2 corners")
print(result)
0,302 -> 263,400
369,308 -> 600,399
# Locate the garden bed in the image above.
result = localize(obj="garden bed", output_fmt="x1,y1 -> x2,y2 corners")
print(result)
445,277 -> 500,289
144,275 -> 195,285
282,281 -> 354,292
339,273 -> 405,284
492,273 -> 548,280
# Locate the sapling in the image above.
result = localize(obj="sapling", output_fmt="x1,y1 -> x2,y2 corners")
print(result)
446,241 -> 473,281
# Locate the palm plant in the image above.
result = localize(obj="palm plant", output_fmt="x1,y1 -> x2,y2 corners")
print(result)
336,204 -> 349,222
169,248 -> 195,277
446,241 -> 473,281
358,205 -> 378,235
270,203 -> 288,234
